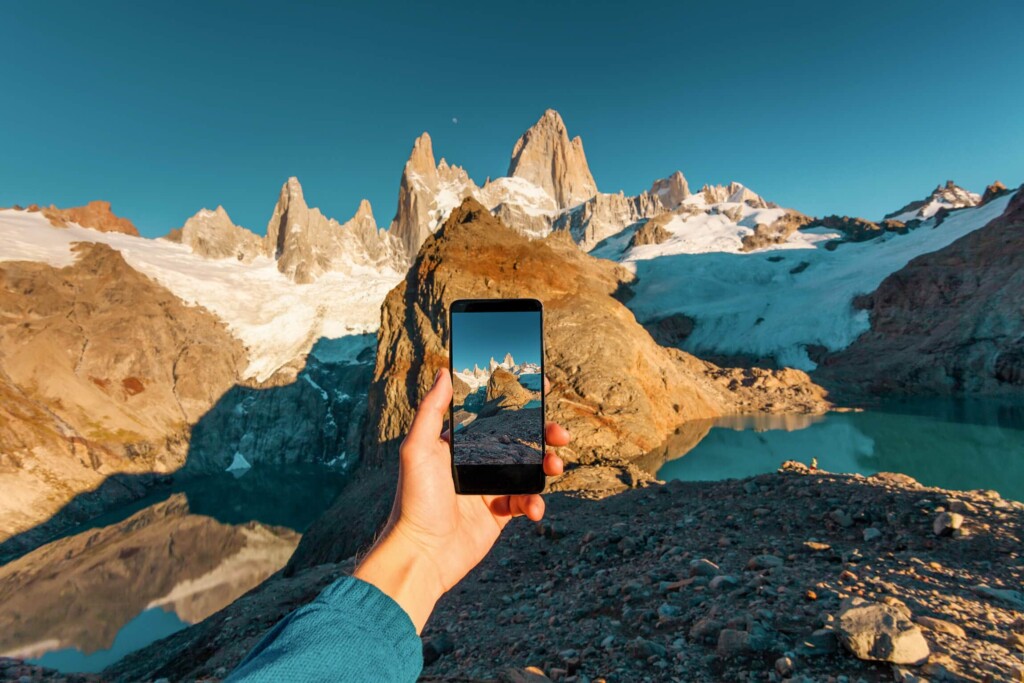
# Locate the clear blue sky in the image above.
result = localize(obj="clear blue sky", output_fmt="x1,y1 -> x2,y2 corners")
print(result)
2,1 -> 1022,238
452,312 -> 541,372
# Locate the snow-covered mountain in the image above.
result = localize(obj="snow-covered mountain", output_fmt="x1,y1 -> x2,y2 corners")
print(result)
2,109 -> 1008,382
453,353 -> 541,391
388,109 -> 709,256
2,110 -> 1008,382
884,180 -> 981,223
1,202 -> 402,382
614,190 -> 1016,369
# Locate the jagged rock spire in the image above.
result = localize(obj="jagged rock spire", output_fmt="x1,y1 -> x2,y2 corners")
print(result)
650,171 -> 691,209
507,109 -> 598,210
265,177 -> 404,283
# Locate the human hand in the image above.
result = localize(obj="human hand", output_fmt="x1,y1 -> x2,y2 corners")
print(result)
353,368 -> 569,632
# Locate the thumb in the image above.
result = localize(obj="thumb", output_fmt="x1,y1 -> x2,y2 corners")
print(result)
406,368 -> 453,446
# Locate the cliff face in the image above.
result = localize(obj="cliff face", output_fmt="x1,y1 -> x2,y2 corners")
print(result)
0,243 -> 247,552
820,188 -> 1024,395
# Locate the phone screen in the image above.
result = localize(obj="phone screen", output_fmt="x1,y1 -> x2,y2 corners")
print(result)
449,299 -> 545,493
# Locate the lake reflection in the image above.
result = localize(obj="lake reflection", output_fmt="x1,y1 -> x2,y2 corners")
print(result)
0,465 -> 345,673
655,399 -> 1024,501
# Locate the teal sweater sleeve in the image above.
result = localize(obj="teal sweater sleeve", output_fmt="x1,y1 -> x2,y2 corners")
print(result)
226,575 -> 423,682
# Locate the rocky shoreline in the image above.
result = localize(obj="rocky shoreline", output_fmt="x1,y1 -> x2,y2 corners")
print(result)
8,462 -> 1012,683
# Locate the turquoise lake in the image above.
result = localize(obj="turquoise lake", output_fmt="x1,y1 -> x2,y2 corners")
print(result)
656,399 -> 1024,502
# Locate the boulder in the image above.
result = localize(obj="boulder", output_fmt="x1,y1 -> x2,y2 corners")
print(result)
480,367 -> 539,416
836,598 -> 930,665
933,511 -> 964,536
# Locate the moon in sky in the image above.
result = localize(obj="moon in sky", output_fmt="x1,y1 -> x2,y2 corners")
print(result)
452,117 -> 459,124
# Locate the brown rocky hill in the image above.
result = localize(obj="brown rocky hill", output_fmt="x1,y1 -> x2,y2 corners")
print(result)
819,188 -> 1024,395
0,243 -> 247,556
287,198 -> 827,568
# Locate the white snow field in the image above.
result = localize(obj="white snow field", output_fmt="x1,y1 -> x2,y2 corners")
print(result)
604,192 -> 1015,370
0,209 -> 404,382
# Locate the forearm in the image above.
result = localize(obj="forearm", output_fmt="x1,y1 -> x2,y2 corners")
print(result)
227,575 -> 423,682
352,527 -> 447,634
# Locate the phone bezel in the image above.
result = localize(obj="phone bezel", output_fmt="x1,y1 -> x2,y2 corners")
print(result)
448,298 -> 546,495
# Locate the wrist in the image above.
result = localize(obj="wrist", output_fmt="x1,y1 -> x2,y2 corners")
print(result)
352,528 -> 446,634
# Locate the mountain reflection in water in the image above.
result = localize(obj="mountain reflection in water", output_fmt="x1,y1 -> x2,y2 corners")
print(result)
653,399 -> 1024,502
0,465 -> 345,673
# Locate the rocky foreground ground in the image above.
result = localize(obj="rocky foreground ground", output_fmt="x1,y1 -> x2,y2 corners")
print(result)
1,463 -> 1008,683
456,407 -> 545,465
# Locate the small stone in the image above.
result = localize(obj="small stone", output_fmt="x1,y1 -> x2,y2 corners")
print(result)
743,481 -> 759,494
914,616 -> 966,639
830,509 -> 854,528
774,656 -> 795,677
932,511 -> 964,536
657,603 -> 682,618
796,628 -> 838,656
709,575 -> 739,591
802,540 -> 831,553
805,589 -> 818,601
837,598 -> 930,665
862,527 -> 882,542
947,499 -> 977,514
1005,631 -> 1024,652
747,554 -> 784,570
689,558 -> 721,577
600,635 -> 615,649
628,637 -> 667,660
689,616 -> 725,642
422,632 -> 455,665
498,668 -> 553,683
716,629 -> 751,658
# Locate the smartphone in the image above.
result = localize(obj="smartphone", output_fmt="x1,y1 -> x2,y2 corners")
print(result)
448,298 -> 546,494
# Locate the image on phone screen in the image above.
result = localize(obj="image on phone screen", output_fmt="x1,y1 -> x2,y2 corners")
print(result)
450,302 -> 544,467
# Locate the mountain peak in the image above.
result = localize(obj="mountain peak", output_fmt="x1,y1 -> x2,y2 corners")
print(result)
885,180 -> 981,222
650,171 -> 691,209
406,133 -> 437,181
283,176 -> 305,200
177,205 -> 262,262
354,198 -> 374,222
507,109 -> 598,210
